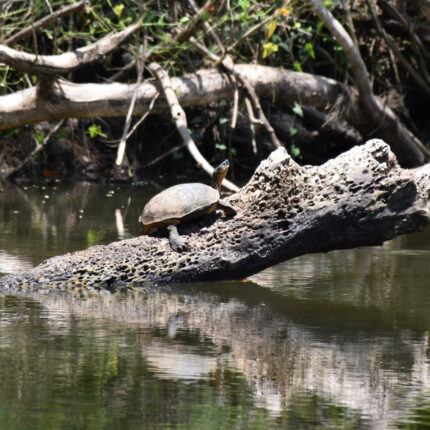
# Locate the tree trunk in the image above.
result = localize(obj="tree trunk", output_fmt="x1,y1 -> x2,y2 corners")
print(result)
1,139 -> 429,292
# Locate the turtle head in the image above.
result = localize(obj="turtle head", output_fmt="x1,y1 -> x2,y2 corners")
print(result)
212,159 -> 230,191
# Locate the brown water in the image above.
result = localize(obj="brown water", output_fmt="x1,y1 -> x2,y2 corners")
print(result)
0,181 -> 430,429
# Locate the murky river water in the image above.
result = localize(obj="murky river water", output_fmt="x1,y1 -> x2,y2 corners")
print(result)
0,181 -> 430,429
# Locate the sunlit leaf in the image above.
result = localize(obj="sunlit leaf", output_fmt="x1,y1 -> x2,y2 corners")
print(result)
292,102 -> 304,118
239,0 -> 249,13
87,230 -> 98,246
262,42 -> 279,58
266,20 -> 278,40
113,4 -> 124,17
87,124 -> 107,138
305,42 -> 315,59
293,61 -> 303,72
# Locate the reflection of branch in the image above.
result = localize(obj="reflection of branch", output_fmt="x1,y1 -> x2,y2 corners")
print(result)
5,1 -> 89,46
0,22 -> 141,76
148,62 -> 239,193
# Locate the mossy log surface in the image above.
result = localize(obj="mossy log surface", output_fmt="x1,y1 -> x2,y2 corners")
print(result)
1,139 -> 429,292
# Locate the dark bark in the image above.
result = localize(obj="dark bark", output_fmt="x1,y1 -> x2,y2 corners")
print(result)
1,139 -> 429,292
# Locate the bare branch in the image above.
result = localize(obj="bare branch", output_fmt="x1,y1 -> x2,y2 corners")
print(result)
148,62 -> 240,193
308,0 -> 430,166
189,37 -> 282,149
367,0 -> 430,98
0,21 -> 141,76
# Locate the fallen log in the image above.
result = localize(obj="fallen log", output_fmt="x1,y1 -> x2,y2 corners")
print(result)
0,139 -> 429,292
1,64 -> 428,167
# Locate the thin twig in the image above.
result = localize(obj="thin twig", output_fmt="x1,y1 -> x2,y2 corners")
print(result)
244,97 -> 258,154
190,37 -> 282,149
230,77 -> 239,129
367,0 -> 430,97
5,1 -> 88,46
125,92 -> 159,141
116,34 -> 147,166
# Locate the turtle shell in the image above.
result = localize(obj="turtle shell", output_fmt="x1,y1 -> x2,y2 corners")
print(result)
140,183 -> 220,230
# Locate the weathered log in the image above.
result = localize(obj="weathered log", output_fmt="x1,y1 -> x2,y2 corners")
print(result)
0,139 -> 429,292
0,65 -> 339,129
1,63 -> 428,167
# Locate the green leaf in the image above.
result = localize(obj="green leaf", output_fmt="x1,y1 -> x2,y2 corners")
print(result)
293,61 -> 303,72
305,42 -> 315,59
291,144 -> 301,157
201,10 -> 210,21
239,0 -> 249,13
262,42 -> 279,58
289,125 -> 298,136
216,143 -> 227,150
266,20 -> 278,40
87,124 -> 107,138
292,102 -> 303,118
113,4 -> 124,17
34,130 -> 44,145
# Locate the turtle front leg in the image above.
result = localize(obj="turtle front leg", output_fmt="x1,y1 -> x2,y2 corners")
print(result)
218,201 -> 237,216
166,224 -> 188,252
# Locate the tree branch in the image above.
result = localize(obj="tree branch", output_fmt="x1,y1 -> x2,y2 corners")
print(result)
148,62 -> 239,193
0,21 -> 141,76
309,0 -> 430,166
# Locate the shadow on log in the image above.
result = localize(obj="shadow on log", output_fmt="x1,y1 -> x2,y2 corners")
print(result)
1,139 -> 429,291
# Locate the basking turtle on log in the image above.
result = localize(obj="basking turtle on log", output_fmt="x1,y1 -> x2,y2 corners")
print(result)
0,139 -> 429,292
139,159 -> 236,252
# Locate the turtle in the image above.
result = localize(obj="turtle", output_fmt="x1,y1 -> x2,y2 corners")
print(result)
139,159 -> 237,252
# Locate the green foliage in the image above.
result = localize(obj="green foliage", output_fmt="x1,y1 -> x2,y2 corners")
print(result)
2,0 -> 430,164
87,124 -> 107,139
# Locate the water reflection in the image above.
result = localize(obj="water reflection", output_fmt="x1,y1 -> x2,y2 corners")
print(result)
0,181 -> 151,271
0,181 -> 430,428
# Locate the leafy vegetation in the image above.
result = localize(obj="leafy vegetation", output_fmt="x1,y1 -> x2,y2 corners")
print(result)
1,0 -> 430,180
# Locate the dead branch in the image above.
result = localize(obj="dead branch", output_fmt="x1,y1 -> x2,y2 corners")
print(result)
0,22 -> 141,76
148,62 -> 239,193
189,38 -> 282,149
367,0 -> 430,97
309,0 -> 430,167
116,34 -> 147,167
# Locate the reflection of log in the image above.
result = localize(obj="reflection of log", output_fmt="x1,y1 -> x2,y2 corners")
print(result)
15,282 -> 430,423
1,138 -> 429,290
